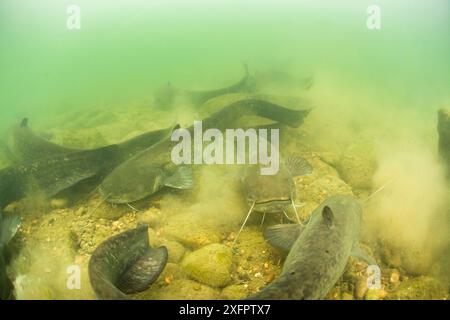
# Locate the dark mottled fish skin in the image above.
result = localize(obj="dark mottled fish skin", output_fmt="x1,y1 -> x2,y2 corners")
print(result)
242,162 -> 296,214
88,225 -> 167,300
6,117 -> 174,164
115,126 -> 176,160
186,64 -> 253,106
99,99 -> 312,203
249,195 -> 362,300
154,65 -> 253,108
0,124 -> 176,208
0,145 -> 122,205
198,99 -> 311,130
0,124 -> 172,300
6,118 -> 81,162
242,156 -> 313,216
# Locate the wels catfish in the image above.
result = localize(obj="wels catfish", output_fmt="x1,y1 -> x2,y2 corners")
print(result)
0,123 -> 174,300
154,64 -> 253,109
242,156 -> 313,219
98,99 -> 312,203
249,195 -> 376,300
6,118 -> 81,162
233,156 -> 313,246
0,123 -> 178,205
6,118 -> 174,163
88,224 -> 167,300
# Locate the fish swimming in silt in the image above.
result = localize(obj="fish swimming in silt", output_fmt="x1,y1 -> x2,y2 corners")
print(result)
249,195 -> 376,300
6,118 -> 175,163
0,122 -> 179,206
6,118 -> 81,163
98,98 -> 312,204
0,123 -> 177,299
154,64 -> 254,109
233,156 -> 313,246
88,224 -> 167,300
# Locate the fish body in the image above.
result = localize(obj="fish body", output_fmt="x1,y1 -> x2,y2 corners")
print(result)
250,195 -> 374,300
0,123 -> 175,299
242,157 -> 312,215
6,118 -> 174,164
88,224 -> 167,300
99,136 -> 191,204
99,99 -> 312,203
6,118 -> 80,162
0,144 -> 122,204
154,64 -> 253,108
0,122 -> 176,207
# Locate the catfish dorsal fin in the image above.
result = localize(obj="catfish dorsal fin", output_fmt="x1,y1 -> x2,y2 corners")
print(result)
285,156 -> 313,176
322,206 -> 334,228
172,123 -> 181,132
20,118 -> 28,127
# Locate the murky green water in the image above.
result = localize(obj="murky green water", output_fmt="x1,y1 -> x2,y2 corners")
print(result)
0,0 -> 448,300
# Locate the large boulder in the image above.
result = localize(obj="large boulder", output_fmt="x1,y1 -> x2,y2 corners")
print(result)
181,244 -> 233,287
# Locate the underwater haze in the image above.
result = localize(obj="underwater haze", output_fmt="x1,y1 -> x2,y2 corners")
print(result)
0,0 -> 449,300
1,0 -> 448,125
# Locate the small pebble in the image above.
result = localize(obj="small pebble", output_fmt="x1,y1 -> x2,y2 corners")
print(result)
390,270 -> 400,283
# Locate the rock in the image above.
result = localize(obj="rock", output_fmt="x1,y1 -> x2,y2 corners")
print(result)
365,288 -> 387,300
137,208 -> 163,227
390,269 -> 400,284
141,279 -> 219,300
354,277 -> 368,300
155,263 -> 188,285
325,285 -> 341,300
159,239 -> 186,263
14,275 -> 55,300
386,276 -> 447,300
294,174 -> 353,221
163,214 -> 222,249
182,244 -> 232,287
341,292 -> 354,300
50,198 -> 68,209
90,204 -> 127,220
220,284 -> 249,300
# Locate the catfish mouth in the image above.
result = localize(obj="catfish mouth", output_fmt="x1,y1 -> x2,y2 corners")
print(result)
253,198 -> 291,213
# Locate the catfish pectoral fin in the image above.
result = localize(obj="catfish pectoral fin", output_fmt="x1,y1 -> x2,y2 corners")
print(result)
263,223 -> 303,252
351,245 -> 377,266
